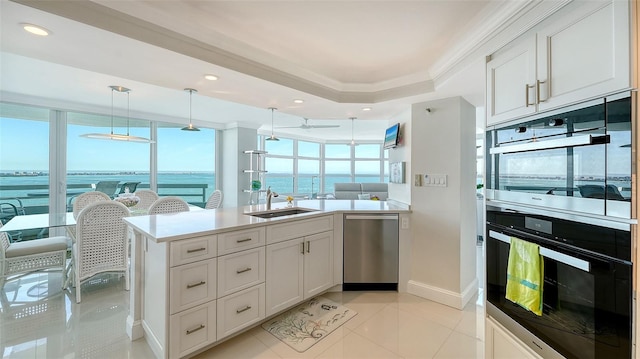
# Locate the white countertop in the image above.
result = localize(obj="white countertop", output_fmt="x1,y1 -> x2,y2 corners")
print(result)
123,199 -> 410,243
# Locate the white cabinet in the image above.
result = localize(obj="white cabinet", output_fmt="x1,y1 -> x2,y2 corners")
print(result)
217,247 -> 265,298
265,230 -> 334,317
169,300 -> 217,359
216,284 -> 265,339
265,237 -> 304,316
485,317 -> 542,359
535,0 -> 630,111
486,0 -> 631,126
486,36 -> 537,125
137,215 -> 340,358
303,231 -> 334,299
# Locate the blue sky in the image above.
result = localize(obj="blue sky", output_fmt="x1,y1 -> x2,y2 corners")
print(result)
1,117 -> 215,172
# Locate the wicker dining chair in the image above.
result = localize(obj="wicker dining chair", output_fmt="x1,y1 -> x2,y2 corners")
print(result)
0,221 -> 68,290
205,190 -> 223,209
71,201 -> 130,303
131,190 -> 159,211
148,196 -> 190,214
72,191 -> 112,219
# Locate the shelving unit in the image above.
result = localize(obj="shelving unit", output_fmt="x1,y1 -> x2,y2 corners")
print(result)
243,150 -> 267,204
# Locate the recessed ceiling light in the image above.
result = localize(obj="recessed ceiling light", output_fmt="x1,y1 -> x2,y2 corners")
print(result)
204,74 -> 218,81
362,107 -> 372,111
293,99 -> 304,104
22,23 -> 49,36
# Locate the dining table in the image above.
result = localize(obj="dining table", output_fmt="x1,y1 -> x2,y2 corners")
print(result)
0,205 -> 203,233
0,212 -> 76,233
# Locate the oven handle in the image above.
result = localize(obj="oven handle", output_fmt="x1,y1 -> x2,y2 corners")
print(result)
489,134 -> 609,155
489,230 -> 590,272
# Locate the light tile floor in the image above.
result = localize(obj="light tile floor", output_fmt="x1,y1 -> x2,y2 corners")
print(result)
1,245 -> 485,359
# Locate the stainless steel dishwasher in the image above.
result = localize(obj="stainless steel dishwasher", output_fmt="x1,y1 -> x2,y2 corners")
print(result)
343,213 -> 399,291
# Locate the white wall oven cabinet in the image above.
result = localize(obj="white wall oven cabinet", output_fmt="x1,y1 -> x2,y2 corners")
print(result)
485,316 -> 542,359
486,0 -> 631,126
486,93 -> 632,220
486,37 -> 537,126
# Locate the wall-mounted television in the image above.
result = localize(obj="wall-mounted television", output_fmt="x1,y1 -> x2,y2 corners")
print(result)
383,123 -> 400,149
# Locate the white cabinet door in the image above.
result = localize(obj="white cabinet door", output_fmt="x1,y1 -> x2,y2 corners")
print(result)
486,36 -> 537,126
485,317 -> 541,359
303,231 -> 333,299
536,0 -> 630,112
265,238 -> 304,316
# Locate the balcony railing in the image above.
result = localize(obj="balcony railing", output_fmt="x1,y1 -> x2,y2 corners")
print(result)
0,183 -> 209,215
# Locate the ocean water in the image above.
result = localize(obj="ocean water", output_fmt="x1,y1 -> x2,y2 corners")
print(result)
0,173 -> 387,208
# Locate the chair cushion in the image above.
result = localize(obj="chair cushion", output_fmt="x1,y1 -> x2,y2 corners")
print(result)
5,236 -> 68,258
333,183 -> 362,200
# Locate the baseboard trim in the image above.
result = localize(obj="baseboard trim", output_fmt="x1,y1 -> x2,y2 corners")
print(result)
407,278 -> 479,310
126,315 -> 144,340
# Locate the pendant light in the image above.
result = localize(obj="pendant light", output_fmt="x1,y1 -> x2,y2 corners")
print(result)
265,107 -> 279,141
81,86 -> 154,143
181,88 -> 200,131
349,117 -> 358,146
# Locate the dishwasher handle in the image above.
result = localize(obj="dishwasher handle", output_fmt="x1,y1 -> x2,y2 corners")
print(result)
345,215 -> 398,220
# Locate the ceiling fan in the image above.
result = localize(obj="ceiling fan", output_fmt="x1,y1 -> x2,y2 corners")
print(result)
277,118 -> 340,130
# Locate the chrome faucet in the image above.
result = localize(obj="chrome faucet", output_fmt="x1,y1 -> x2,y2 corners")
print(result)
266,186 -> 278,210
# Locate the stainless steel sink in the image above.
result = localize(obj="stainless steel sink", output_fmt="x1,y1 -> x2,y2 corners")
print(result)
245,207 -> 317,218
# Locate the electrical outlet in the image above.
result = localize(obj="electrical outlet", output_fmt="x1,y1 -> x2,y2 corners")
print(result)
401,217 -> 409,229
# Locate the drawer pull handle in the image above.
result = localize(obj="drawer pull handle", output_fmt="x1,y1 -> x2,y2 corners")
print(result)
186,247 -> 206,253
236,267 -> 252,274
236,238 -> 252,243
186,281 -> 206,289
186,324 -> 205,335
236,305 -> 252,314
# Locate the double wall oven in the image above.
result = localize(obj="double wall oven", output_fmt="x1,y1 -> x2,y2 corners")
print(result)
485,92 -> 635,359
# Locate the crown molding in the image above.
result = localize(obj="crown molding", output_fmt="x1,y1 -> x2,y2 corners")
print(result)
12,0 -> 570,105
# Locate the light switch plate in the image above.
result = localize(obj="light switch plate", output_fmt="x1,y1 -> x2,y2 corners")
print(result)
424,174 -> 447,187
414,174 -> 422,186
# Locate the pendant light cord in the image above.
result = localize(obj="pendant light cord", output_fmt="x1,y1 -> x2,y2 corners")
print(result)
189,89 -> 193,126
110,88 -> 115,135
126,90 -> 130,136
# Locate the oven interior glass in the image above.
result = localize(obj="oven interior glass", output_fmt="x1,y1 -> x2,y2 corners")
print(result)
487,96 -> 631,203
486,208 -> 632,359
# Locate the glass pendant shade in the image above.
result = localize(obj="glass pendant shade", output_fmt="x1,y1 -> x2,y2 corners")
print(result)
81,85 -> 154,143
181,88 -> 200,131
265,107 -> 279,141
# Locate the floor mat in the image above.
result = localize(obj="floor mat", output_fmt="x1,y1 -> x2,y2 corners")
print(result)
261,295 -> 357,352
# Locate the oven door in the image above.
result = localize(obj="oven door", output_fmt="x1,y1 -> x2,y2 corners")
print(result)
486,226 -> 632,359
486,93 -> 632,219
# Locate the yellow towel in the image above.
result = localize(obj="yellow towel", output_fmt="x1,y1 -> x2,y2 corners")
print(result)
505,237 -> 544,316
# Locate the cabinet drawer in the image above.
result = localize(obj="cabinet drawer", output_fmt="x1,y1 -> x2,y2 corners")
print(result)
217,226 -> 265,255
169,300 -> 216,359
170,235 -> 217,267
216,284 -> 265,340
170,258 -> 217,314
266,215 -> 333,244
217,247 -> 265,298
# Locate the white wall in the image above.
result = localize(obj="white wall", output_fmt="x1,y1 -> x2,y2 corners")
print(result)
405,96 -> 478,309
387,108 -> 412,205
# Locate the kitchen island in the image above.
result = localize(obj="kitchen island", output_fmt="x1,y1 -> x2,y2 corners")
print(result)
123,199 -> 410,359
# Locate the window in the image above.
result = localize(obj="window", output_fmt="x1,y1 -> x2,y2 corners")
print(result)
68,111 -> 151,199
157,122 -> 216,207
0,103 -> 50,240
262,136 -> 387,197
